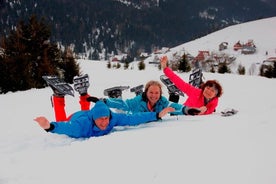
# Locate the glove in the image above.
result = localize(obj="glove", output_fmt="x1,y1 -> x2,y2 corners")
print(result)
182,106 -> 201,115
87,96 -> 107,103
86,96 -> 99,102
169,93 -> 179,103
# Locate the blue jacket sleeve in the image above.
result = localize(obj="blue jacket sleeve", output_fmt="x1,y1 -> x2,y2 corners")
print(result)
105,98 -> 130,111
106,96 -> 142,113
168,102 -> 185,115
111,111 -> 158,126
49,115 -> 92,138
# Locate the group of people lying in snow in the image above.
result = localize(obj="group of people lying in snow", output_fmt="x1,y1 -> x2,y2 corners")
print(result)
34,56 -> 223,139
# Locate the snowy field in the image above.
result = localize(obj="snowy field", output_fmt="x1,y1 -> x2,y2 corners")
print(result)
0,17 -> 276,184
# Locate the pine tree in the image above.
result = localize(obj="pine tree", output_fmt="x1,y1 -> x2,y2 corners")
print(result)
60,47 -> 80,83
138,60 -> 145,70
178,54 -> 191,72
218,62 -> 231,74
107,61 -> 111,69
237,64 -> 245,75
273,62 -> 276,78
0,15 -> 80,93
124,61 -> 129,70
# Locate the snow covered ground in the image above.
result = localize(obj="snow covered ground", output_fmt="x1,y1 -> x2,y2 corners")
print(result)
0,17 -> 276,184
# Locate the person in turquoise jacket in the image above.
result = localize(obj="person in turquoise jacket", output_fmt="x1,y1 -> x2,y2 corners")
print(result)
34,100 -> 171,138
88,80 -> 198,116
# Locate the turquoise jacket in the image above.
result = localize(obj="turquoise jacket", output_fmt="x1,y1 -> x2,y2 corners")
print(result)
105,94 -> 185,115
49,107 -> 158,138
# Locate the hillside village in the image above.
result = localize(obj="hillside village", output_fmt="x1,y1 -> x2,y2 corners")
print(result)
109,37 -> 275,78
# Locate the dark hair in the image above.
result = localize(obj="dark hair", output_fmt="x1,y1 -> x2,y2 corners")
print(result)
200,80 -> 223,97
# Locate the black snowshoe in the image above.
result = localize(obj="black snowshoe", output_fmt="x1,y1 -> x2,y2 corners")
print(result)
189,68 -> 203,88
160,75 -> 184,103
42,75 -> 74,96
73,74 -> 90,95
103,86 -> 130,98
160,75 -> 184,96
221,108 -> 238,117
130,84 -> 144,96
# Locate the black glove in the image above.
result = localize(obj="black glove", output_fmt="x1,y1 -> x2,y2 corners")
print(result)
169,93 -> 179,103
86,96 -> 99,103
87,96 -> 106,103
182,107 -> 201,115
188,108 -> 201,115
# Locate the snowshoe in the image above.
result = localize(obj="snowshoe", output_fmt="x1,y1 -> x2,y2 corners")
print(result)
42,75 -> 74,96
221,108 -> 238,117
189,68 -> 203,88
160,75 -> 184,97
103,86 -> 130,98
73,74 -> 90,95
130,84 -> 144,96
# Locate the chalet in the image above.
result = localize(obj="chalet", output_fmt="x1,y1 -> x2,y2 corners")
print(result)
219,42 -> 228,51
267,57 -> 276,62
234,40 -> 256,54
233,41 -> 243,51
110,54 -> 127,62
241,46 -> 256,54
140,52 -> 149,59
154,47 -> 170,54
111,56 -> 120,62
149,55 -> 160,64
195,51 -> 210,61
245,39 -> 256,47
263,57 -> 276,65
242,40 -> 256,54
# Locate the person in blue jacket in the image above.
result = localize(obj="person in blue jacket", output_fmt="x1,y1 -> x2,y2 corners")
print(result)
35,75 -> 199,139
88,80 -> 198,116
34,100 -> 172,138
35,74 -> 175,139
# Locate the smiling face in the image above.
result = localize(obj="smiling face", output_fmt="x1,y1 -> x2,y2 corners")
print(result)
201,80 -> 223,100
202,85 -> 217,99
94,117 -> 110,130
146,85 -> 161,106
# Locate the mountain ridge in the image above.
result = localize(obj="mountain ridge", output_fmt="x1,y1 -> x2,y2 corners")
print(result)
0,0 -> 275,59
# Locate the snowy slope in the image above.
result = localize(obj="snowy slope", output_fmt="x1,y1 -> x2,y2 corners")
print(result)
0,17 -> 276,184
146,16 -> 276,75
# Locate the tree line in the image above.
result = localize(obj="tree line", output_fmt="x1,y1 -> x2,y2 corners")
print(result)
0,15 -> 80,94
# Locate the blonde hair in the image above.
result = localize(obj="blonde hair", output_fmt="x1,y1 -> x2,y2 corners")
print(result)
144,80 -> 163,94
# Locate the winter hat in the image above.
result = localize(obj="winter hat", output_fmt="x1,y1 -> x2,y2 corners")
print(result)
92,101 -> 110,120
